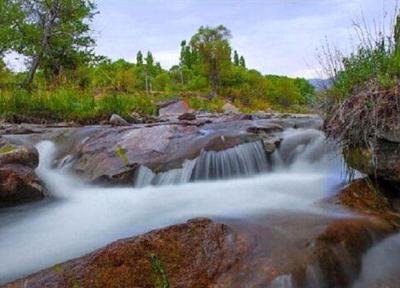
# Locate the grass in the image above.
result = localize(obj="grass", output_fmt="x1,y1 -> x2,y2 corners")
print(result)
0,87 -> 157,123
0,78 -> 315,124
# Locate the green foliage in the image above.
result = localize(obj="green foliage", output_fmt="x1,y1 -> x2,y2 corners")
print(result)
190,25 -> 232,94
239,56 -> 246,68
329,16 -> 400,105
0,17 -> 315,122
115,145 -> 129,166
0,144 -> 16,154
233,50 -> 240,66
1,0 -> 97,86
136,51 -> 144,66
151,254 -> 169,288
323,12 -> 400,156
188,96 -> 224,112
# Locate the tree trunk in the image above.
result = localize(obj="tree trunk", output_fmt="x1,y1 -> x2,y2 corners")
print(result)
23,2 -> 59,88
209,60 -> 218,98
145,71 -> 149,94
23,54 -> 41,88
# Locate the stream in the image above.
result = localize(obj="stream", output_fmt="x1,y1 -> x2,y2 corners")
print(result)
0,127 -> 393,287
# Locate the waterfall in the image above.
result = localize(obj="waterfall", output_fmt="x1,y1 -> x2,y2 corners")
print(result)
134,140 -> 270,187
269,274 -> 294,288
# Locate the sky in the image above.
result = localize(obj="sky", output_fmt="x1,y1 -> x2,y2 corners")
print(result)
6,0 -> 399,78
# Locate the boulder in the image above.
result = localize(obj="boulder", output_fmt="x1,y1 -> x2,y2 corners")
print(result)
57,121 -> 262,184
222,102 -> 239,114
109,114 -> 129,126
6,218 -> 245,288
345,138 -> 400,188
178,112 -> 196,121
158,100 -> 193,118
53,114 -> 324,184
0,141 -> 38,168
0,138 -> 47,207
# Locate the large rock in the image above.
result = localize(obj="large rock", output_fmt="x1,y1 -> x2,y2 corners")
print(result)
0,138 -> 47,207
52,114 -> 322,184
109,114 -> 129,126
56,120 -> 271,184
178,112 -> 196,121
158,100 -> 193,118
222,102 -> 239,114
6,218 -> 245,288
345,137 -> 400,188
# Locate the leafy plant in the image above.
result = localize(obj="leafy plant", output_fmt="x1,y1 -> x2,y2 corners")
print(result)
151,254 -> 169,288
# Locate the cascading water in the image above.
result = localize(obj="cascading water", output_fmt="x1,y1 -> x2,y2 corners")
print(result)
134,140 -> 270,187
352,233 -> 400,287
0,128 -> 347,285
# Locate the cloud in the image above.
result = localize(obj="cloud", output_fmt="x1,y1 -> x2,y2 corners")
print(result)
153,50 -> 180,69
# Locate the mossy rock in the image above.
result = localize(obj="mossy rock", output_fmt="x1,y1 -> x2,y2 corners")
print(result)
344,146 -> 374,176
0,144 -> 17,154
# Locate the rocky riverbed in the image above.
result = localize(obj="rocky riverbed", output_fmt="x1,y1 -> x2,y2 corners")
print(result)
1,108 -> 400,288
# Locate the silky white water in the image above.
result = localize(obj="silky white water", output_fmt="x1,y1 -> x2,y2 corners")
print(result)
0,129 -> 346,284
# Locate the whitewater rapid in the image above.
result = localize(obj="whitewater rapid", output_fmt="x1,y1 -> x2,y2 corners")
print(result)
0,129 -> 346,284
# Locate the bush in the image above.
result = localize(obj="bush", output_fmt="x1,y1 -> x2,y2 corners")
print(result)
323,12 -> 400,151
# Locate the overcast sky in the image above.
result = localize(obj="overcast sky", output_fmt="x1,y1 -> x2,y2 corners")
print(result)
6,0 -> 398,78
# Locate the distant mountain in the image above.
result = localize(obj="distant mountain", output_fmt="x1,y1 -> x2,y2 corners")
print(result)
308,78 -> 332,91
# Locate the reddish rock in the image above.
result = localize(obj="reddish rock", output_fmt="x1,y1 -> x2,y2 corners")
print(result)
0,139 -> 47,207
0,164 -> 47,207
337,178 -> 400,228
309,218 -> 394,288
6,218 -> 246,288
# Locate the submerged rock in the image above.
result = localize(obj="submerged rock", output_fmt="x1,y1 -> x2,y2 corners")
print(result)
0,138 -> 47,207
6,218 -> 245,288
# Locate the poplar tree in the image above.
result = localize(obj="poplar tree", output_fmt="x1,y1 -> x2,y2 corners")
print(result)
233,50 -> 240,66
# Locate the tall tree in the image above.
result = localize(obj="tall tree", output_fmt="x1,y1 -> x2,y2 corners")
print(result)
145,51 -> 154,67
144,51 -> 154,93
239,56 -> 246,68
190,25 -> 232,97
233,50 -> 240,66
395,14 -> 400,54
136,50 -> 143,65
180,40 -> 198,69
6,0 -> 97,87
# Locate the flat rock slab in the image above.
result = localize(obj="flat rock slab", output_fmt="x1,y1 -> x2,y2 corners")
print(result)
5,218 -> 245,288
57,118 -> 285,184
